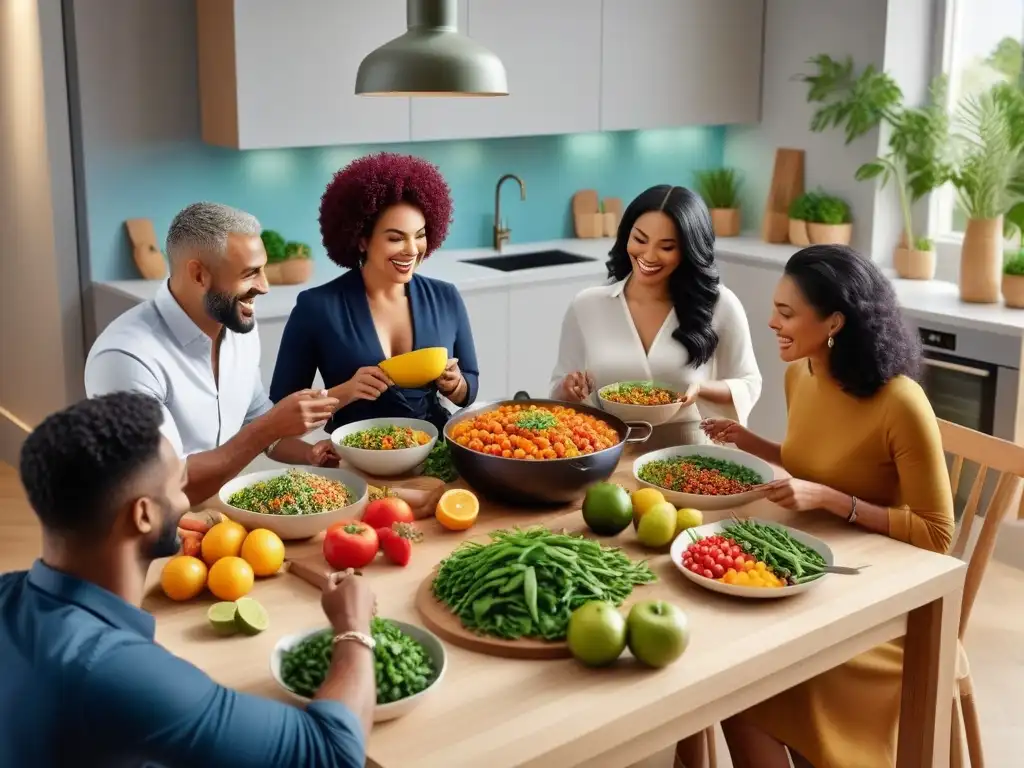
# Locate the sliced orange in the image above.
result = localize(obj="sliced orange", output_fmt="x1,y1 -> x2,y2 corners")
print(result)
435,489 -> 480,531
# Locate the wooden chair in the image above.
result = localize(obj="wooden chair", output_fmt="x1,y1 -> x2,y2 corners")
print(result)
678,420 -> 1023,768
938,419 -> 1024,768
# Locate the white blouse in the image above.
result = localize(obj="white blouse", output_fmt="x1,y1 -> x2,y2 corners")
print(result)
548,278 -> 762,425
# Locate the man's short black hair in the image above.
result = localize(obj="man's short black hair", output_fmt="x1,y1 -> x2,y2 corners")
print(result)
19,392 -> 166,537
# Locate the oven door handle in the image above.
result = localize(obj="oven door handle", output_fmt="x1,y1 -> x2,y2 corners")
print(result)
923,358 -> 992,377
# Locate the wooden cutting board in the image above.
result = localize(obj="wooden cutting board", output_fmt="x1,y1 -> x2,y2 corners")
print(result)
415,570 -> 571,660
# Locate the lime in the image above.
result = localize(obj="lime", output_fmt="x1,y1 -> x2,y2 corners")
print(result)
636,501 -> 678,548
207,601 -> 239,635
582,482 -> 633,536
234,596 -> 270,636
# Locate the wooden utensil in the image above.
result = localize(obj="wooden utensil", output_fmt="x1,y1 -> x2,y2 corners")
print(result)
572,189 -> 603,239
125,218 -> 168,279
761,148 -> 805,244
602,197 -> 623,237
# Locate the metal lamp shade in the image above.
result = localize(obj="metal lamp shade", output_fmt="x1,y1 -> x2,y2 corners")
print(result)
355,0 -> 508,97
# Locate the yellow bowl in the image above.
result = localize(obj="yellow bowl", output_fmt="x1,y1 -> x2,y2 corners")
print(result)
379,347 -> 448,388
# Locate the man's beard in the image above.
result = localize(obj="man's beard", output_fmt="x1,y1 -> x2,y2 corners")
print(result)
147,501 -> 184,560
204,289 -> 256,334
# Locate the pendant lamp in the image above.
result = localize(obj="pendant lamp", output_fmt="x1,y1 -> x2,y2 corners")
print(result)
355,0 -> 508,96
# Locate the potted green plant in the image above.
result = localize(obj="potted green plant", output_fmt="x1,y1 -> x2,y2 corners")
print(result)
806,193 -> 853,245
260,229 -> 288,284
1001,201 -> 1024,307
278,241 -> 313,285
787,190 -> 823,246
950,82 -> 1024,303
694,168 -> 742,238
796,55 -> 952,278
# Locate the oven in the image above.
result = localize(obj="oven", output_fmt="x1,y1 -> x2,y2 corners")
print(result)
905,316 -> 1022,521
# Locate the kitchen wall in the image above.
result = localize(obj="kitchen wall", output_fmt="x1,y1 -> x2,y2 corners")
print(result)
723,0 -> 940,262
0,0 -> 85,465
73,0 -> 725,285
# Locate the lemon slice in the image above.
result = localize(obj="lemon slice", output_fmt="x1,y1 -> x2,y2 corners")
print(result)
207,601 -> 239,635
435,488 -> 480,531
234,596 -> 269,636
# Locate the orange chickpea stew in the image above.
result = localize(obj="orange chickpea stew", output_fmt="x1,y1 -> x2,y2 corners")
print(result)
599,381 -> 682,406
449,404 -> 620,460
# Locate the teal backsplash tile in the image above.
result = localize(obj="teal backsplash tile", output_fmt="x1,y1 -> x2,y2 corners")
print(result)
85,126 -> 725,282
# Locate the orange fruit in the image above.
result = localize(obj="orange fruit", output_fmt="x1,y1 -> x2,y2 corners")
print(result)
160,556 -> 208,601
435,489 -> 480,531
201,521 -> 246,565
240,528 -> 285,577
206,556 -> 254,601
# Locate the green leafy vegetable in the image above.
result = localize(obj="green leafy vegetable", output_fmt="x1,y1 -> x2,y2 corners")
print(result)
260,230 -> 287,264
422,441 -> 458,482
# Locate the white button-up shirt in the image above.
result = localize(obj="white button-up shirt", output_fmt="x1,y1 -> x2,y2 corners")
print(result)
549,278 -> 762,424
85,281 -> 273,457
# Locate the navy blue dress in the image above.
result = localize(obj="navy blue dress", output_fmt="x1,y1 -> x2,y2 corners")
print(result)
269,269 -> 480,433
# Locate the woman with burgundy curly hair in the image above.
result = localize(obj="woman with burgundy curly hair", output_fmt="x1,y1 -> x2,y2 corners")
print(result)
269,152 -> 480,433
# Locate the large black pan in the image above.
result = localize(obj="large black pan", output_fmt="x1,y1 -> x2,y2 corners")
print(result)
443,393 -> 653,507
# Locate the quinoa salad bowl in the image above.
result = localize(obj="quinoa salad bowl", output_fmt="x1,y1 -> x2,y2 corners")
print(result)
330,417 -> 438,477
218,467 -> 369,540
632,444 -> 775,511
597,380 -> 686,427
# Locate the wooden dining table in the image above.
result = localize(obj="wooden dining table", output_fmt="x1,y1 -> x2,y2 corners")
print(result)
146,452 -> 967,768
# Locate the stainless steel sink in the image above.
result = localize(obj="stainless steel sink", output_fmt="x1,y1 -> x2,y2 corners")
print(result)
462,249 -> 597,272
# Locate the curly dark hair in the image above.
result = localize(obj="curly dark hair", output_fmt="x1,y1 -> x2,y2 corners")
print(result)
319,152 -> 454,269
606,185 -> 720,366
19,392 -> 166,538
785,244 -> 921,397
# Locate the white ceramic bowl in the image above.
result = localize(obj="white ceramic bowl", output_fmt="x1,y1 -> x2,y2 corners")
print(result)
670,519 -> 834,599
331,417 -> 438,478
632,443 -> 774,511
218,467 -> 368,540
270,621 -> 448,723
596,381 -> 684,427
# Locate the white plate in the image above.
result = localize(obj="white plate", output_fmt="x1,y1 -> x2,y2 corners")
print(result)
331,417 -> 438,478
632,443 -> 774,511
596,381 -> 684,427
270,621 -> 448,723
670,519 -> 834,599
218,466 -> 368,540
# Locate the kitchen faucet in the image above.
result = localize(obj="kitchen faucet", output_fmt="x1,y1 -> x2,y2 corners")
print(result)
494,173 -> 526,251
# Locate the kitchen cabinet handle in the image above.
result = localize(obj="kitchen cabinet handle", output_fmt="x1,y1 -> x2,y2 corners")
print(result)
922,358 -> 991,377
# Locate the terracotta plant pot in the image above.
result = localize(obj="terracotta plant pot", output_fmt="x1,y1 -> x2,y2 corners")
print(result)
807,222 -> 852,246
264,262 -> 284,284
960,217 -> 1003,304
893,247 -> 936,280
277,258 -> 313,285
710,208 -> 741,238
788,219 -> 810,246
1002,274 -> 1024,309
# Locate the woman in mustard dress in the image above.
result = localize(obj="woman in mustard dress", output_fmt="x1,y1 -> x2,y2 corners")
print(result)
696,244 -> 955,768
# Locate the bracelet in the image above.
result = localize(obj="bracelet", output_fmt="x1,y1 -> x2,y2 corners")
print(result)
333,630 -> 375,652
846,496 -> 859,524
264,438 -> 281,457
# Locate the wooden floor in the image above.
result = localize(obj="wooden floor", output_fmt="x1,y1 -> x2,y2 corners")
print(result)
1,463 -> 1020,767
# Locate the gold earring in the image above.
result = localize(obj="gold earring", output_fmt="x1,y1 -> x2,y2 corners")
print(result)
827,335 -> 835,349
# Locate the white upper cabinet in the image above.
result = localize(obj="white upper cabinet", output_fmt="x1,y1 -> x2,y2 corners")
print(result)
410,0 -> 602,142
599,0 -> 765,132
196,0 -> 411,149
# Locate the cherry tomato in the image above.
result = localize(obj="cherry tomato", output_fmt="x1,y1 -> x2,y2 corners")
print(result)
722,555 -> 735,569
731,546 -> 742,558
711,563 -> 725,578
703,568 -> 714,579
690,563 -> 703,575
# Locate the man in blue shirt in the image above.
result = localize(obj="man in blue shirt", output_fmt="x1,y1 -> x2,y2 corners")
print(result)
1,392 -> 375,767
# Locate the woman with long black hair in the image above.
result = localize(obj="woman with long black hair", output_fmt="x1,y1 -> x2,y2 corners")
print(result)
550,184 -> 761,447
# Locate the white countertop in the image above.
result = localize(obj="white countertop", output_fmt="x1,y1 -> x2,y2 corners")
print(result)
94,235 -> 1024,337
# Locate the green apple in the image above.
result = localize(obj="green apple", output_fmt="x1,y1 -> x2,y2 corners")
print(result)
626,600 -> 690,668
675,507 -> 704,535
636,501 -> 677,548
566,600 -> 627,667
582,482 -> 633,536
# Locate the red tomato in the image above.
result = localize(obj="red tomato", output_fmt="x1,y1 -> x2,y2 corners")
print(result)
361,497 -> 414,530
323,520 -> 379,570
711,563 -> 725,578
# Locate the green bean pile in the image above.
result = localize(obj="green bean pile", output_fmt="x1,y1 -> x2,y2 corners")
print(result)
722,520 -> 829,584
432,526 -> 657,641
279,617 -> 437,703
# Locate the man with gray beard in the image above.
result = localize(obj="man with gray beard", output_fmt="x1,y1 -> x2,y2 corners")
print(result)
86,202 -> 339,504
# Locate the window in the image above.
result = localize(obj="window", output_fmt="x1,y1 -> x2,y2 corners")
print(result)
931,0 -> 1023,240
